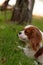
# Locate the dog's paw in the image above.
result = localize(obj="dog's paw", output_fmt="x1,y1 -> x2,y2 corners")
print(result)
17,46 -> 23,49
34,60 -> 42,65
34,61 -> 38,65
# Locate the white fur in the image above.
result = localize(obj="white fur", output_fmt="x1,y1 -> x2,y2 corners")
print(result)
24,25 -> 33,29
18,31 -> 28,42
40,31 -> 43,40
18,46 -> 35,58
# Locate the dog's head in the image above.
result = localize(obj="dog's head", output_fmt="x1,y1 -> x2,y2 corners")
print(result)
18,25 -> 42,51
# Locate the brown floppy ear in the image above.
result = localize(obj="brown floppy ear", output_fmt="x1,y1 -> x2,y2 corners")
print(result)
25,28 -> 35,39
25,27 -> 42,51
30,39 -> 38,51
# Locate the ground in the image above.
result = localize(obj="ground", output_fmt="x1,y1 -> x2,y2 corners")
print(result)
0,11 -> 43,65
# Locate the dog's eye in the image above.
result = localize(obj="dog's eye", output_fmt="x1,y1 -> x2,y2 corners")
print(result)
25,30 -> 29,35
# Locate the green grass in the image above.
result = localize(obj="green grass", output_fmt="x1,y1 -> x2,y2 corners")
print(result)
0,11 -> 43,65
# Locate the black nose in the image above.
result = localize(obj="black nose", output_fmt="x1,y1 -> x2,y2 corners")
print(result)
19,32 -> 22,35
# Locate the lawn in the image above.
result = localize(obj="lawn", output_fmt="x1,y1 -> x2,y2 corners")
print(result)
0,11 -> 43,65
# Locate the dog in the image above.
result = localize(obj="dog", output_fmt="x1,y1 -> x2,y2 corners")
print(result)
18,25 -> 43,65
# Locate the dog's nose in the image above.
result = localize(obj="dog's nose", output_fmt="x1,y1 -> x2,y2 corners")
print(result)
19,32 -> 22,35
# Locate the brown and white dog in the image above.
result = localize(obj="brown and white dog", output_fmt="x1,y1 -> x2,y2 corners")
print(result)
18,25 -> 43,65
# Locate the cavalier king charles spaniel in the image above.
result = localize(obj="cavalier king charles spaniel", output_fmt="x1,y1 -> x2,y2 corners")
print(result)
18,25 -> 43,65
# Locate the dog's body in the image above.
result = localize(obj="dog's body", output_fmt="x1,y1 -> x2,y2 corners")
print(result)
18,25 -> 43,65
18,46 -> 43,65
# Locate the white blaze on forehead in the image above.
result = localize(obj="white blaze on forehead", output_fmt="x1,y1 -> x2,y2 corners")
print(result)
18,31 -> 28,39
24,25 -> 33,29
18,30 -> 28,42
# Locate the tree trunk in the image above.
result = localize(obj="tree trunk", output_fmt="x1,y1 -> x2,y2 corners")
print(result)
11,0 -> 35,24
11,0 -> 23,22
28,0 -> 35,24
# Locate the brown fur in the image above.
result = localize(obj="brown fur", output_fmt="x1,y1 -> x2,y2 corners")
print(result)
24,27 -> 42,51
34,47 -> 43,58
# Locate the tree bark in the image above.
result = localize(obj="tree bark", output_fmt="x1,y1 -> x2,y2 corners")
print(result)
11,0 -> 35,24
28,0 -> 35,24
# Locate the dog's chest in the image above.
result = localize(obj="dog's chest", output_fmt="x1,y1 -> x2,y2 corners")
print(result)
23,48 -> 35,58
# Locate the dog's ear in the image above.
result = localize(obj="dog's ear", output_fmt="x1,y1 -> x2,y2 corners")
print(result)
24,27 -> 35,39
34,47 -> 43,58
25,26 -> 42,51
30,38 -> 38,51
